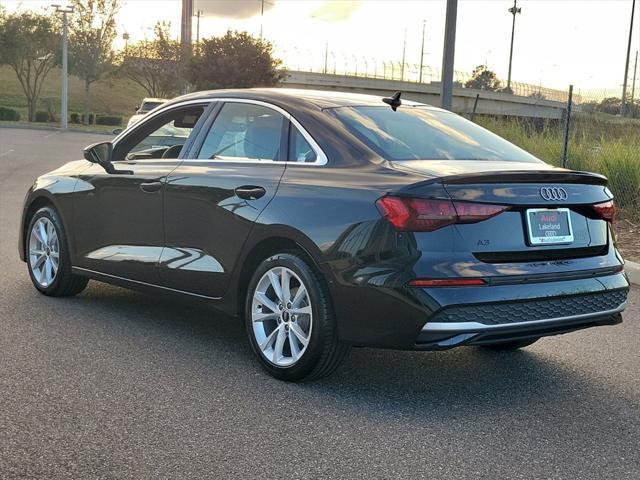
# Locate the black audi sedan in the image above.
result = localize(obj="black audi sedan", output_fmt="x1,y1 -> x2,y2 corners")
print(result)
19,89 -> 629,381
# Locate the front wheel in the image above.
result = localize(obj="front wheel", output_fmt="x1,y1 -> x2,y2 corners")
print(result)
26,206 -> 88,297
245,253 -> 349,381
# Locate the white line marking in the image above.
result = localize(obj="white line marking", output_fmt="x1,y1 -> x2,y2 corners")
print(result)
0,149 -> 15,158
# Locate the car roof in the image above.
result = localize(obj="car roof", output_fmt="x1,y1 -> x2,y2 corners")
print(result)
142,98 -> 168,103
167,88 -> 444,111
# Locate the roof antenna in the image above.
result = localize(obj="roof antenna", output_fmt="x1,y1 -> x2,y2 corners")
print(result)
382,91 -> 402,111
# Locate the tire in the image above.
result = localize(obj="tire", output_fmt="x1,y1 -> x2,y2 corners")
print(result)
480,338 -> 539,351
25,206 -> 88,297
244,252 -> 350,381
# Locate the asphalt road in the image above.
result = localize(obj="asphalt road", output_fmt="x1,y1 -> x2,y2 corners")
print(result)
1,128 -> 639,479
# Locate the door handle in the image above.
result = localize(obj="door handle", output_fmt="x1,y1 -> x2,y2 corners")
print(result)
235,185 -> 266,200
140,181 -> 163,193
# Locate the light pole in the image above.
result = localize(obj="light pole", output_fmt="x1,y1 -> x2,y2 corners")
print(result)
440,0 -> 458,110
621,0 -> 636,117
506,0 -> 521,92
122,32 -> 130,50
401,28 -> 407,81
419,20 -> 426,83
194,9 -> 203,44
51,4 -> 74,129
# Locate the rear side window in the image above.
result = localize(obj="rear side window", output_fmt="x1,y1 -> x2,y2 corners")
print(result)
197,102 -> 285,161
289,126 -> 317,163
330,106 -> 541,162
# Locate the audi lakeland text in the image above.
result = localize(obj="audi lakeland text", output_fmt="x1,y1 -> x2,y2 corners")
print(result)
19,89 -> 629,381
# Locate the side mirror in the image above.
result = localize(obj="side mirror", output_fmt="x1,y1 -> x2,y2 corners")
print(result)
112,128 -> 123,135
83,141 -> 131,174
134,105 -> 139,111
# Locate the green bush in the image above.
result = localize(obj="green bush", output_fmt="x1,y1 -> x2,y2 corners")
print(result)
70,113 -> 81,124
0,106 -> 20,121
34,111 -> 50,122
95,115 -> 122,126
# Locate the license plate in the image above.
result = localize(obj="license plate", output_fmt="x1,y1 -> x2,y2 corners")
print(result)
526,208 -> 574,245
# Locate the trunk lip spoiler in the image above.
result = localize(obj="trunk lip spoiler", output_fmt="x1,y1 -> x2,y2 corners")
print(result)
397,169 -> 608,189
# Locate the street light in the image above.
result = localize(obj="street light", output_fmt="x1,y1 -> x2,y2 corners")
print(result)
51,4 -> 74,129
506,0 -> 521,92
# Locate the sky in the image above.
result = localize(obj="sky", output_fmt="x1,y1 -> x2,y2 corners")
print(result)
2,0 -> 639,94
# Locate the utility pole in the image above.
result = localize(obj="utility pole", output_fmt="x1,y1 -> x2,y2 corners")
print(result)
195,10 -> 202,44
621,0 -> 636,117
51,4 -> 74,129
506,0 -> 521,92
180,0 -> 193,94
260,0 -> 265,39
440,0 -> 458,110
419,20 -> 426,83
401,28 -> 407,81
631,50 -> 638,117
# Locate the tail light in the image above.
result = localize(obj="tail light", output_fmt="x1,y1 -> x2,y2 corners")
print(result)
376,196 -> 508,232
592,200 -> 616,223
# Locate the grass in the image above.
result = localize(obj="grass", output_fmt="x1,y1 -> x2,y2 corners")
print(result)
0,65 -> 146,121
477,115 -> 640,215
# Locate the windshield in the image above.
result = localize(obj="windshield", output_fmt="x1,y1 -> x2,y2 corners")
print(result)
330,105 -> 541,163
140,101 -> 164,113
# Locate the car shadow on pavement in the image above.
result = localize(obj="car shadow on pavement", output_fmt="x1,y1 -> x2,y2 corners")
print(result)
52,281 -> 637,426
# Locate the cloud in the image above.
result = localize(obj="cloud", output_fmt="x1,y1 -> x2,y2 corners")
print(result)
310,0 -> 360,22
194,0 -> 276,19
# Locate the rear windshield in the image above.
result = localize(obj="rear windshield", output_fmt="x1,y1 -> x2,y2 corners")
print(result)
330,105 -> 541,162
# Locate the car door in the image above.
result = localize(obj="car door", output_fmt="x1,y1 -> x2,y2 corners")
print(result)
73,102 -> 211,284
159,100 -> 290,298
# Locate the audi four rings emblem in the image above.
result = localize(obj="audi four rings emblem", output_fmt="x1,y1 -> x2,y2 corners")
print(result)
540,187 -> 568,201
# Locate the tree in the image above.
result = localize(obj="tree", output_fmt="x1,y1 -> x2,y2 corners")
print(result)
187,31 -> 285,90
117,22 -> 181,98
0,11 -> 60,121
464,65 -> 502,92
68,0 -> 120,124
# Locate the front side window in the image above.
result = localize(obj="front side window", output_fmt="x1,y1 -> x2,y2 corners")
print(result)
330,105 -> 542,163
116,106 -> 205,161
198,102 -> 285,161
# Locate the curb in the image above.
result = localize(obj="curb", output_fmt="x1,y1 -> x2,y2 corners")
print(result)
626,260 -> 640,287
0,124 -> 113,136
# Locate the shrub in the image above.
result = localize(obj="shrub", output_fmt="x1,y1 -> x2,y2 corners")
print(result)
70,113 -> 81,124
0,107 -> 20,121
95,115 -> 122,126
41,97 -> 57,123
34,111 -> 50,122
82,113 -> 95,125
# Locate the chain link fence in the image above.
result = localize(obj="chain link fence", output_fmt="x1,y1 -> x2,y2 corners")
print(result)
278,47 -> 638,221
474,88 -> 639,221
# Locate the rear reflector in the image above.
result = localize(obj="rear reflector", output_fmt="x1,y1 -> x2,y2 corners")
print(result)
592,200 -> 616,223
408,278 -> 487,287
376,196 -> 507,232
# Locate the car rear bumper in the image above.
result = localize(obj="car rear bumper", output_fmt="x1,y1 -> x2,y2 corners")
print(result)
332,270 -> 629,349
416,305 -> 624,350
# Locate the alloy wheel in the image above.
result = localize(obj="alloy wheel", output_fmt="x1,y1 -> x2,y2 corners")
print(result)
28,217 -> 59,288
251,266 -> 313,367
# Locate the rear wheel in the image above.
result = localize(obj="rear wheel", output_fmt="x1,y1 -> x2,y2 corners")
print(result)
480,338 -> 539,351
245,253 -> 349,381
26,206 -> 88,297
